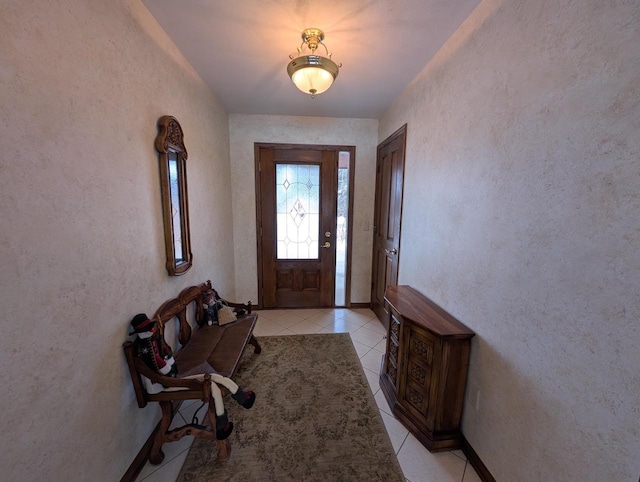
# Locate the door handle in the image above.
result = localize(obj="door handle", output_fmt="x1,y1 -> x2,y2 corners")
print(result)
385,248 -> 398,255
321,242 -> 331,248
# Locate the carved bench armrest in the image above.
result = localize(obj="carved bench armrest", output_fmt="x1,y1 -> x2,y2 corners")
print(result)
220,299 -> 252,314
204,280 -> 251,314
133,358 -> 211,393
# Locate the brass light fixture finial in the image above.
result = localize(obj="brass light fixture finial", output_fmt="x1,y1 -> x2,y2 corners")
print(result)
287,28 -> 341,98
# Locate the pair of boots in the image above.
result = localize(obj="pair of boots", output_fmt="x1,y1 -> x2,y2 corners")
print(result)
215,387 -> 256,440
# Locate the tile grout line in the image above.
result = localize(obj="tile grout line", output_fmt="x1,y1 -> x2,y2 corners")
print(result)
395,430 -> 410,455
378,401 -> 393,417
451,449 -> 467,462
461,460 -> 469,482
359,345 -> 374,360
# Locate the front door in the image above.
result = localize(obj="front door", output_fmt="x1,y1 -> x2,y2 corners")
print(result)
371,125 -> 406,325
256,144 -> 338,308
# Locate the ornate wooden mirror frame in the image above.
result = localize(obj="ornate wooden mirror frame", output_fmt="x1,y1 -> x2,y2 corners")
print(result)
155,115 -> 192,276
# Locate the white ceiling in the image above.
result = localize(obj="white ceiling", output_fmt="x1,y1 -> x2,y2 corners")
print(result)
142,0 -> 481,119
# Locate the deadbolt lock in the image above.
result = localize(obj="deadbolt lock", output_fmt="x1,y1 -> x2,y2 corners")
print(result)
325,231 -> 331,238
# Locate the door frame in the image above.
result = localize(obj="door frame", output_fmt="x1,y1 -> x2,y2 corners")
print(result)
370,124 -> 407,324
254,142 -> 356,309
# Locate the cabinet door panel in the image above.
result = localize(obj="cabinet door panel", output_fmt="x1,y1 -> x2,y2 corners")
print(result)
400,325 -> 439,425
407,357 -> 430,386
405,380 -> 430,414
385,310 -> 402,391
409,330 -> 434,366
390,312 -> 401,340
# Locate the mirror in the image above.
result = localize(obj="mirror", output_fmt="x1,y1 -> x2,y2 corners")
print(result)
155,115 -> 192,275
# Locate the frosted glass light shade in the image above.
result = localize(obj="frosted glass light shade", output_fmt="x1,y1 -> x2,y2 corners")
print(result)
292,67 -> 334,95
287,55 -> 339,96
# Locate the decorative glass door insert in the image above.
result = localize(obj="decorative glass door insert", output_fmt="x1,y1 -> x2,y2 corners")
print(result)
276,163 -> 320,259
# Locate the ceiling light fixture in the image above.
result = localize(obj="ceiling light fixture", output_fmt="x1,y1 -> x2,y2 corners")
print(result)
287,28 -> 341,98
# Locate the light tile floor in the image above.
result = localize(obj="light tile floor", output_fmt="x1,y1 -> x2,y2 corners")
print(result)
136,308 -> 482,482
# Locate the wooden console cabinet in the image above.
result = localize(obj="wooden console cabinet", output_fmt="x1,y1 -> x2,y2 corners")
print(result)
380,285 -> 475,452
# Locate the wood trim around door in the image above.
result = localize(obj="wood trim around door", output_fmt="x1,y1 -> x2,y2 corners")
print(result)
370,124 -> 407,325
255,143 -> 356,309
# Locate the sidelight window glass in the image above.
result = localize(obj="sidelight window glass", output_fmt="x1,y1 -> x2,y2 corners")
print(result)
335,151 -> 350,306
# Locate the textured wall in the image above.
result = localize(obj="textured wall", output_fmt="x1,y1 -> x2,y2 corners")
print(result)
0,0 -> 234,479
379,0 -> 640,481
228,114 -> 378,304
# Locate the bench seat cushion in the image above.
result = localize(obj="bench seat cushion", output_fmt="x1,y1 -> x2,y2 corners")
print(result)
174,314 -> 257,379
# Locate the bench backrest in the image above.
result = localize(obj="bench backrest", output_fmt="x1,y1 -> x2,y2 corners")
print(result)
152,280 -> 217,346
123,280 -> 218,407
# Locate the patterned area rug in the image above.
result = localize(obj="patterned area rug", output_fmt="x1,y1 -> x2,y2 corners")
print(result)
177,333 -> 404,482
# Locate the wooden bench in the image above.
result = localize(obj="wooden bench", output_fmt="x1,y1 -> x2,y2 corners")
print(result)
123,280 -> 261,465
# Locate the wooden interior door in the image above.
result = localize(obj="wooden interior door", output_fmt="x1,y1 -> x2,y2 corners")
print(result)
371,125 -> 406,325
257,144 -> 338,308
